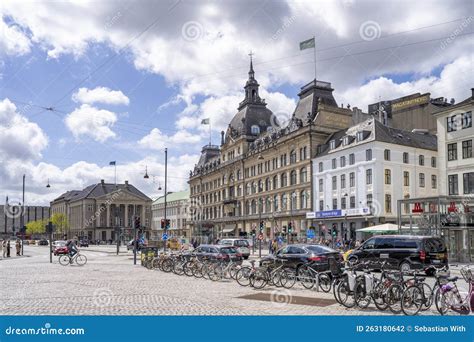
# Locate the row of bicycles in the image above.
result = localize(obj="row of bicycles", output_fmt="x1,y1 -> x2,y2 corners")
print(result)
331,260 -> 473,316
141,251 -> 473,316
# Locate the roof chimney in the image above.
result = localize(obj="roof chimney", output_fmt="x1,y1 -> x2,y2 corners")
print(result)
471,88 -> 474,99
125,180 -> 128,185
101,179 -> 105,184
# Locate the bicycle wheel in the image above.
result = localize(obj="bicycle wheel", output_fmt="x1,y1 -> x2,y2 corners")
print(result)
337,278 -> 356,308
250,269 -> 268,289
173,262 -> 185,275
75,254 -> 87,266
438,290 -> 455,315
372,282 -> 389,311
298,266 -> 315,289
354,280 -> 371,309
229,264 -> 240,280
192,264 -> 204,278
161,259 -> 173,273
183,261 -> 194,277
209,265 -> 223,282
318,273 -> 332,293
235,267 -> 252,286
270,270 -> 283,287
386,284 -> 403,314
152,258 -> 161,270
419,283 -> 433,311
59,255 -> 70,266
280,269 -> 297,289
401,285 -> 423,316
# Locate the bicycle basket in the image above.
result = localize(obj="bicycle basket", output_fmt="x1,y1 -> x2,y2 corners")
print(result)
328,257 -> 342,276
460,267 -> 473,282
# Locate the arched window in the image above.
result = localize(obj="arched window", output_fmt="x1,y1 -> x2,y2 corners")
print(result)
273,175 -> 278,189
246,183 -> 251,195
291,192 -> 297,210
290,170 -> 297,185
266,197 -> 272,213
258,180 -> 263,192
236,169 -> 241,180
251,200 -> 257,214
252,181 -> 257,194
251,125 -> 260,135
290,149 -> 297,164
265,178 -> 270,191
281,194 -> 288,210
300,167 -> 307,183
252,89 -> 256,101
281,173 -> 288,187
246,200 -> 251,215
236,201 -> 241,216
273,195 -> 279,211
300,191 -> 308,209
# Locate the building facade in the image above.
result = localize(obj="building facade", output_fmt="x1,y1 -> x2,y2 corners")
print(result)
151,190 -> 190,240
50,180 -> 152,242
312,118 -> 439,242
367,92 -> 454,134
189,59 -> 355,243
1,204 -> 50,238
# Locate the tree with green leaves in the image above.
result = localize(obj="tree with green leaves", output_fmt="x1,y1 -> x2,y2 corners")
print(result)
51,213 -> 69,234
26,219 -> 47,235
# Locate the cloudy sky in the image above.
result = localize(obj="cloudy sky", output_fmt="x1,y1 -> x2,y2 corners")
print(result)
0,0 -> 473,206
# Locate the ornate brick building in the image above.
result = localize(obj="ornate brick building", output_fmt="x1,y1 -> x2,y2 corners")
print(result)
188,59 -> 354,242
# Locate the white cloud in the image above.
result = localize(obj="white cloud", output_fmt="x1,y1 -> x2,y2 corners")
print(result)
72,86 -> 130,106
0,98 -> 48,161
0,18 -> 31,55
65,104 -> 117,142
139,128 -> 202,150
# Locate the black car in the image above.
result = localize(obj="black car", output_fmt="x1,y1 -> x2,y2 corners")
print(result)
38,239 -> 48,246
260,244 -> 343,273
193,244 -> 243,263
347,235 -> 448,275
79,239 -> 89,247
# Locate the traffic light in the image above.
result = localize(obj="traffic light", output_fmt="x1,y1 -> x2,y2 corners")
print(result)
288,222 -> 293,233
259,220 -> 264,232
251,229 -> 256,236
282,226 -> 287,233
165,219 -> 171,229
134,216 -> 141,229
160,219 -> 165,229
331,223 -> 337,237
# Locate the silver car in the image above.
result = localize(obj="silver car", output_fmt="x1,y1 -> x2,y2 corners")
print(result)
219,239 -> 250,259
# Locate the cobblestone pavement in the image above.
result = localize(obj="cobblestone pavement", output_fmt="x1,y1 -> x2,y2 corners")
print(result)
0,246 -> 466,316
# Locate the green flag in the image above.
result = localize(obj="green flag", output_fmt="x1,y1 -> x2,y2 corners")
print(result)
299,37 -> 315,50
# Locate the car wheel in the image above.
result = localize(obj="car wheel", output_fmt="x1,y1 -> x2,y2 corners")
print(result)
244,256 -> 249,260
400,261 -> 411,273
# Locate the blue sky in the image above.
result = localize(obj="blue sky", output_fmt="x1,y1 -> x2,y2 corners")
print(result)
0,0 -> 472,205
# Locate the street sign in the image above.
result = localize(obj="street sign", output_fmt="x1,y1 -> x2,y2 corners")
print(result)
162,233 -> 168,241
306,230 -> 315,238
257,233 -> 264,241
277,236 -> 283,244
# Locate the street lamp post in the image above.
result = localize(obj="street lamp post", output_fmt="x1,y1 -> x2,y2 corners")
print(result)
258,198 -> 262,258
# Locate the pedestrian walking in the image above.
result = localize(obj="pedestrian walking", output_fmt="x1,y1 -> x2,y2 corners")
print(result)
0,239 -> 3,258
6,240 -> 11,257
15,239 -> 21,256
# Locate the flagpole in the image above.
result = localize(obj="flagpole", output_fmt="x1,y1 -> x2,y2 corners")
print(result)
114,164 -> 117,186
313,35 -> 317,82
209,119 -> 212,146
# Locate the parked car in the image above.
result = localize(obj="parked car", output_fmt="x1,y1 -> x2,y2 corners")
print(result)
218,238 -> 251,259
260,244 -> 343,273
79,239 -> 89,247
38,239 -> 49,246
193,244 -> 243,263
53,240 -> 68,256
347,235 -> 448,275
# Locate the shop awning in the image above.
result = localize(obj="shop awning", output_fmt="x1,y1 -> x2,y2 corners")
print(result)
356,223 -> 399,234
222,225 -> 235,233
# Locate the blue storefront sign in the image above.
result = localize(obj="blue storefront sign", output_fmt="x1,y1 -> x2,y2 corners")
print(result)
316,209 -> 342,218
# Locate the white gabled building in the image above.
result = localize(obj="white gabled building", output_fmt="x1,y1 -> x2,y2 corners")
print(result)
312,118 -> 439,242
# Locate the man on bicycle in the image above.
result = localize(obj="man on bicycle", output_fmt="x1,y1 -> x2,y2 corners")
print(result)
66,238 -> 78,259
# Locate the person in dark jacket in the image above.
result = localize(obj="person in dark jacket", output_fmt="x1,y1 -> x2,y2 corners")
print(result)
6,240 -> 11,257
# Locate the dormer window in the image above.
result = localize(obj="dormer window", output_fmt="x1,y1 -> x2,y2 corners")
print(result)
343,136 -> 350,145
251,125 -> 260,135
356,131 -> 364,142
329,140 -> 336,150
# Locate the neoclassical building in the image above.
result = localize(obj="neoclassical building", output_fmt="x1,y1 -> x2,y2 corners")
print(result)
50,180 -> 152,242
188,59 -> 357,242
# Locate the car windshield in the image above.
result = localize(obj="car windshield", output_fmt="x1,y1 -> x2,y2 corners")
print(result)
55,241 -> 66,246
234,240 -> 249,247
424,238 -> 446,252
219,240 -> 232,245
306,245 -> 335,254
220,247 -> 238,254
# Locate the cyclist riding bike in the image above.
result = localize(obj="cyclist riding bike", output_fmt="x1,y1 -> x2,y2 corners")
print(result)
66,239 -> 78,259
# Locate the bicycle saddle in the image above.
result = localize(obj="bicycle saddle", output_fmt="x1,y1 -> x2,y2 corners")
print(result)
447,276 -> 459,282
417,277 -> 426,282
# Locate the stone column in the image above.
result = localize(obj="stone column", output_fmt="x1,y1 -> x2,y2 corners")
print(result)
125,204 -> 129,228
106,204 -> 110,227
